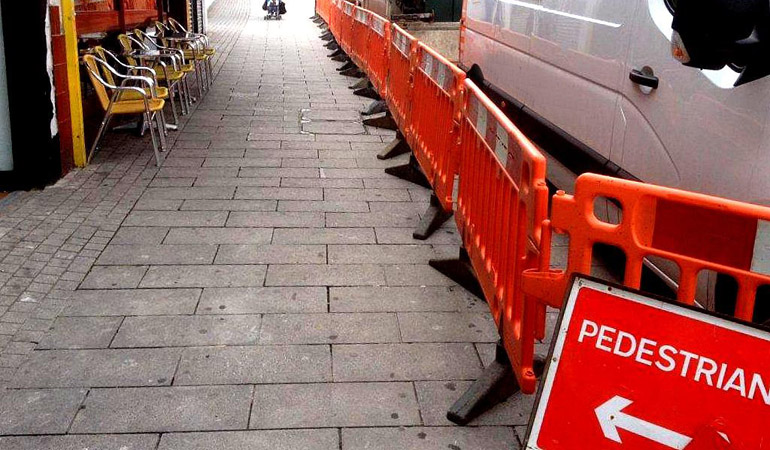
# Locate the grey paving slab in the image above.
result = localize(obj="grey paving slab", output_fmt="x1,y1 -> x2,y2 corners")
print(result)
215,244 -> 326,264
158,430 -> 339,450
180,200 -> 277,211
194,177 -> 282,187
277,200 -> 369,212
239,168 -> 319,178
164,227 -> 273,244
64,288 -> 201,316
265,264 -> 385,286
416,380 -> 536,426
250,382 -> 420,429
341,427 -> 519,450
273,228 -> 375,244
333,343 -> 483,382
96,244 -> 218,265
259,313 -> 399,344
326,212 -> 420,228
324,188 -> 411,202
139,265 -> 267,288
197,287 -> 326,314
111,227 -> 169,245
0,434 -> 159,450
227,211 -> 325,227
234,187 -> 323,200
175,345 -> 331,385
282,158 -> 357,168
280,177 -> 363,188
70,385 -> 253,433
80,265 -> 148,289
203,157 -> 282,167
124,211 -> 229,227
111,315 -> 261,348
141,187 -> 236,200
398,312 -> 499,343
328,244 -> 453,264
133,198 -> 184,211
384,264 -> 458,286
10,348 -> 182,388
375,227 -> 460,245
37,316 -> 123,349
330,286 -> 485,312
0,388 -> 86,435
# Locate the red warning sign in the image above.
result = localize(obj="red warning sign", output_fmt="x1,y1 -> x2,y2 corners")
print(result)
525,277 -> 770,449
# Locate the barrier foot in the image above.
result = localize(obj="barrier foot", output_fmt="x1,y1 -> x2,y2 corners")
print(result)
377,133 -> 410,160
428,247 -> 483,299
353,86 -> 380,100
340,67 -> 364,78
447,342 -> 517,425
332,54 -> 350,63
362,99 -> 388,116
328,48 -> 344,58
350,77 -> 370,90
337,61 -> 355,72
325,40 -> 339,50
385,155 -> 431,189
321,32 -> 334,41
363,112 -> 398,130
414,194 -> 453,240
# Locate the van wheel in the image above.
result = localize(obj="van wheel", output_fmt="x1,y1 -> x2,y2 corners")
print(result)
466,64 -> 484,86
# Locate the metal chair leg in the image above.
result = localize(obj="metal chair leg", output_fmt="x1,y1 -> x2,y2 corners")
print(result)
88,112 -> 112,164
156,111 -> 168,151
168,85 -> 180,124
147,111 -> 162,166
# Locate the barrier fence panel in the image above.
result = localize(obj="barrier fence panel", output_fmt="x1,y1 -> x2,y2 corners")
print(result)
456,79 -> 549,394
328,0 -> 341,38
385,24 -> 417,133
316,0 -> 329,22
350,7 -> 370,69
520,173 -> 770,394
338,1 -> 355,54
365,11 -> 390,97
408,42 -> 466,212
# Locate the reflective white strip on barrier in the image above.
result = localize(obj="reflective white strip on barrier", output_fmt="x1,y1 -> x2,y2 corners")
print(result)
394,31 -> 410,56
371,16 -> 386,36
752,219 -> 770,276
421,52 -> 434,78
494,123 -> 509,166
344,3 -> 353,14
355,10 -> 367,23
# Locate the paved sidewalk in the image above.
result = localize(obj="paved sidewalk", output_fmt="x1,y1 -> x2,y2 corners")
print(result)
0,0 -> 534,448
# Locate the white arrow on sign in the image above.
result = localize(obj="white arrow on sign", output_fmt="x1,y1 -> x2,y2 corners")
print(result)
595,396 -> 692,449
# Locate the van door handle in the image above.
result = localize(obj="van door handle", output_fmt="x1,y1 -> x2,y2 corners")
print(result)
629,68 -> 659,89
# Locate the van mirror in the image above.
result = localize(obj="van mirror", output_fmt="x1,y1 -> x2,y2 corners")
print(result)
671,0 -> 770,86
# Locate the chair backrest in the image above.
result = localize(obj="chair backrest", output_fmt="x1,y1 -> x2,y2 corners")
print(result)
117,34 -> 139,66
92,46 -> 117,86
82,55 -> 112,111
168,17 -> 188,33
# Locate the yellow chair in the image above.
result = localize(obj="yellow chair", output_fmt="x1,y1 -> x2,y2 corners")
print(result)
166,18 -> 215,86
118,33 -> 193,111
91,46 -> 183,126
134,28 -> 206,97
82,54 -> 167,166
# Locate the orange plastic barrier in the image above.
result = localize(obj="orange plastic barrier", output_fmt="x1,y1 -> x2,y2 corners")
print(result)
364,11 -> 390,96
342,2 -> 356,54
519,174 -> 770,394
349,7 -> 370,69
455,79 -> 549,394
385,24 -> 417,133
315,0 -> 329,22
408,43 -> 466,212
